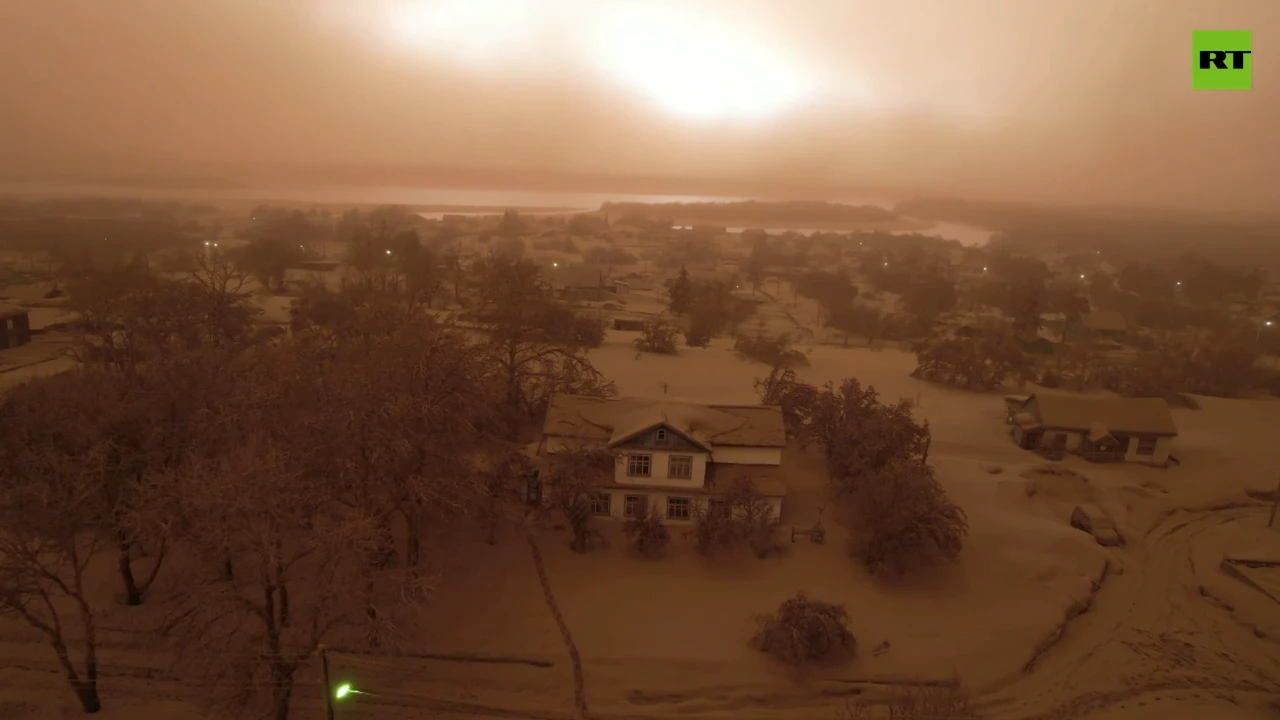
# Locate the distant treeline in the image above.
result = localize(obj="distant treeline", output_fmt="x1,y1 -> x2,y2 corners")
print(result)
0,198 -> 211,257
896,197 -> 1280,260
0,196 -> 217,220
600,200 -> 899,226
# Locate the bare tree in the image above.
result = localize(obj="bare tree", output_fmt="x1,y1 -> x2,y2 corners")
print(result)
157,438 -> 429,720
634,319 -> 680,355
470,256 -> 616,423
0,383 -> 110,713
755,362 -> 821,444
543,446 -> 617,553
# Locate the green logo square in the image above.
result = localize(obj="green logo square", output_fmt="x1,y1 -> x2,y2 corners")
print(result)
1193,30 -> 1252,90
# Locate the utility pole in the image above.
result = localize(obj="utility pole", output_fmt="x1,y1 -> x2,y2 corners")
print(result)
319,645 -> 335,720
1268,475 -> 1280,529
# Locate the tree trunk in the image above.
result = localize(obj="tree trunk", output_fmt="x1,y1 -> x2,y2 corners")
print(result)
273,537 -> 290,627
73,682 -> 102,714
116,537 -> 142,606
487,489 -> 500,546
50,637 -> 101,714
270,662 -> 296,720
221,554 -> 234,581
402,503 -> 422,567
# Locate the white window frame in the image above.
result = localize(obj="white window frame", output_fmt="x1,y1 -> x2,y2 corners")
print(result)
627,454 -> 652,477
666,496 -> 692,521
668,454 -> 693,480
1135,437 -> 1158,456
655,428 -> 667,441
623,494 -> 645,518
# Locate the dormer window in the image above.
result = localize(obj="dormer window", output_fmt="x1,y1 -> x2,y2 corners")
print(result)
655,429 -> 667,441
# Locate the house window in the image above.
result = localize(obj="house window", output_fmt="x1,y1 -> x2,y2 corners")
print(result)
666,496 -> 692,521
1136,437 -> 1158,456
525,473 -> 542,505
668,455 -> 693,480
626,454 -> 652,477
623,494 -> 645,518
707,498 -> 729,519
655,428 -> 667,442
590,493 -> 611,516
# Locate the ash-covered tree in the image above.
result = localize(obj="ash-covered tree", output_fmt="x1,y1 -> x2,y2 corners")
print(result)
0,376 -> 112,713
635,319 -> 680,355
755,361 -> 821,445
741,237 -> 769,293
623,502 -> 671,559
795,270 -> 859,326
667,265 -> 694,313
735,332 -> 809,367
902,272 -> 958,326
157,440 -> 430,720
752,593 -> 856,666
470,255 -> 615,423
543,447 -> 617,553
845,460 -> 968,578
687,480 -> 781,559
811,378 -> 931,496
912,330 -> 1028,391
296,306 -> 507,567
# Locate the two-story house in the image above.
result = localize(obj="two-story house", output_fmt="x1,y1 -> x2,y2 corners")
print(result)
536,395 -> 787,523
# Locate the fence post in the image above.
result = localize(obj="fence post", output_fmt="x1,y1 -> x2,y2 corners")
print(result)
319,645 -> 335,720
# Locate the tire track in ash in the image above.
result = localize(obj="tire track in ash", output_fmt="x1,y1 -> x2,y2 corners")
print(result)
977,506 -> 1280,720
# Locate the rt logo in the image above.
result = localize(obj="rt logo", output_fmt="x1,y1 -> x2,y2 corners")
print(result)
1193,30 -> 1252,90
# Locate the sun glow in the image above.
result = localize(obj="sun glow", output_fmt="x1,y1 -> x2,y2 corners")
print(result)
381,0 -> 543,67
587,6 -> 821,123
341,0 -> 841,122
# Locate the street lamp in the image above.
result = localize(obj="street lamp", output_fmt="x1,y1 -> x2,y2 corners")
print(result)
1257,320 -> 1274,343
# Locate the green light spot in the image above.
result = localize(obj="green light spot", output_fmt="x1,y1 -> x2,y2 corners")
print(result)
334,683 -> 353,700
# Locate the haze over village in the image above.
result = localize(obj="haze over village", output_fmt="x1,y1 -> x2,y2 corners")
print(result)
1,2 -> 1280,720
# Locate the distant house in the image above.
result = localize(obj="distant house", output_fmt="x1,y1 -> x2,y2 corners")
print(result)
541,264 -> 615,302
1080,311 -> 1128,342
0,307 -> 31,349
535,395 -> 788,522
619,273 -> 656,292
1009,393 -> 1178,465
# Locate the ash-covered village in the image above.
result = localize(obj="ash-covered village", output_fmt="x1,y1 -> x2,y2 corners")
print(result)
2,196 -> 1280,720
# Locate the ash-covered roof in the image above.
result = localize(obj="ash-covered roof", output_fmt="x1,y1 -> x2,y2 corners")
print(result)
1020,393 -> 1177,436
543,394 -> 786,449
541,264 -> 610,289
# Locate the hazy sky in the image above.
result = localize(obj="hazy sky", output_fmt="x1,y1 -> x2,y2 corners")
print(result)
1,0 -> 1276,209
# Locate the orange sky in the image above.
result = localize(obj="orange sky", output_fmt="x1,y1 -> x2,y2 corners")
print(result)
0,0 -> 1276,210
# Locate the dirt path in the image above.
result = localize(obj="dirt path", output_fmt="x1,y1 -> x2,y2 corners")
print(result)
976,506 -> 1280,720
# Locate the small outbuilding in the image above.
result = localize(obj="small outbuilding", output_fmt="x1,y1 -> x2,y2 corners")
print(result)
1009,393 -> 1178,465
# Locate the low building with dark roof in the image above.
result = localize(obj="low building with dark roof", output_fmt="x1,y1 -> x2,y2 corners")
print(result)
534,394 -> 787,521
1009,393 -> 1178,465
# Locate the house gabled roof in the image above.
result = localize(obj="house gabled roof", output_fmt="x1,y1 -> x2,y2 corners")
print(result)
605,405 -> 714,452
1019,393 -> 1177,436
542,395 -> 786,449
